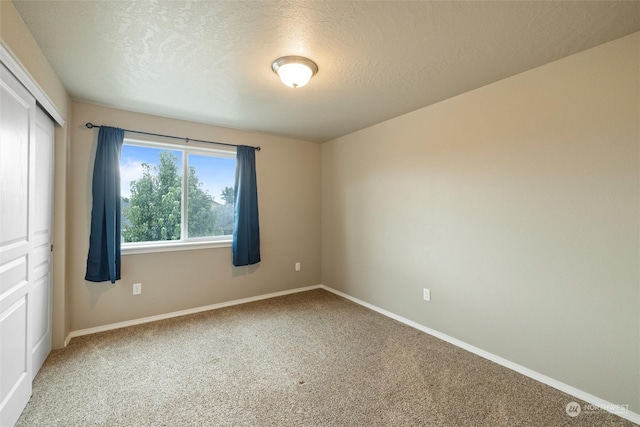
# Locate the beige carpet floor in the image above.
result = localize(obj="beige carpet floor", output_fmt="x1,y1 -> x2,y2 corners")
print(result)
16,289 -> 635,426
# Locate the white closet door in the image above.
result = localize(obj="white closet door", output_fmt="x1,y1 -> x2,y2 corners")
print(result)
0,61 -> 42,426
31,107 -> 54,379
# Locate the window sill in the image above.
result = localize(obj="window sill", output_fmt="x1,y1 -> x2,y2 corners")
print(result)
122,239 -> 232,255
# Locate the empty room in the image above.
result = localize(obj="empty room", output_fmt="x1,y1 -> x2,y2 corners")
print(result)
0,1 -> 638,426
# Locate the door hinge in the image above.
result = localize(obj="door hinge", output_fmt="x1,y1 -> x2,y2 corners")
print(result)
50,244 -> 53,252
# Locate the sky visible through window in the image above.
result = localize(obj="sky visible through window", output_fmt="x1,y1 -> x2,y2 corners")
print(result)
121,145 -> 236,204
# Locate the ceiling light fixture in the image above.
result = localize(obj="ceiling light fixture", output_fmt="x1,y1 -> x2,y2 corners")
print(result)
271,56 -> 318,89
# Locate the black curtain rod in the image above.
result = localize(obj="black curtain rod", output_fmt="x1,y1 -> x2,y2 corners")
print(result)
85,123 -> 261,151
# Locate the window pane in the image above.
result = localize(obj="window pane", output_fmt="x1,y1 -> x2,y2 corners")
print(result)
121,145 -> 183,243
187,154 -> 236,238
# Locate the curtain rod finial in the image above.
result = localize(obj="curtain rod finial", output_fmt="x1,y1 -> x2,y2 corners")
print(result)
86,122 -> 95,129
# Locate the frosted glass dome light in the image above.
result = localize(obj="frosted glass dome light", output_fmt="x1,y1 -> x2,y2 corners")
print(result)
271,56 -> 318,89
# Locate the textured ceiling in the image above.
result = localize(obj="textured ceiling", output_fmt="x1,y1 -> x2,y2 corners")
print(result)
12,1 -> 640,143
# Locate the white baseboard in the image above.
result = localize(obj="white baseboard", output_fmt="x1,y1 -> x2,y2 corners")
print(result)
318,285 -> 639,425
64,285 -> 323,346
64,283 -> 638,424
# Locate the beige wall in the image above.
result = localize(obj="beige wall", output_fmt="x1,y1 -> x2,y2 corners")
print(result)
69,102 -> 321,331
1,0 -> 71,349
322,32 -> 640,413
0,1 -> 68,115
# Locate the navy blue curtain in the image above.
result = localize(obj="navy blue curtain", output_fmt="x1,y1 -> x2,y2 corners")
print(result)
85,126 -> 124,283
233,145 -> 261,266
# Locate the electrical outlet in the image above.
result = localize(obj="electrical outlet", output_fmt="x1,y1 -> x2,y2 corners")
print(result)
423,288 -> 431,302
133,283 -> 142,295
295,262 -> 301,271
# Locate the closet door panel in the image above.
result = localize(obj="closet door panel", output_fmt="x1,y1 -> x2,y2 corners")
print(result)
31,107 -> 54,378
0,62 -> 35,427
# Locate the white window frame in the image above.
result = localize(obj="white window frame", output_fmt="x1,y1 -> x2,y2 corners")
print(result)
121,137 -> 236,255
